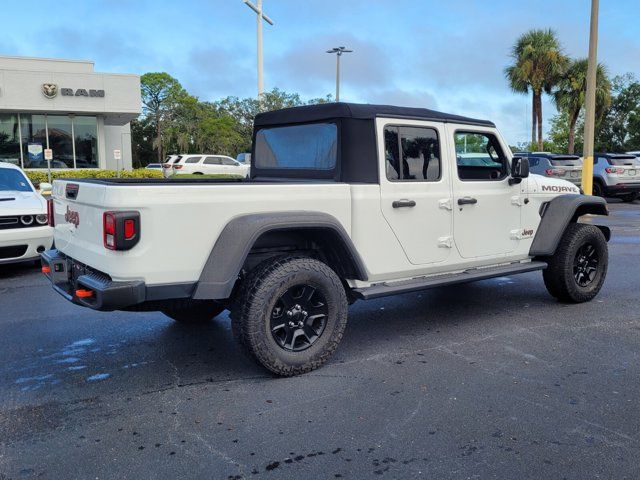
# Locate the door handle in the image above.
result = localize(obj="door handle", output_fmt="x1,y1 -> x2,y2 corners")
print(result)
457,197 -> 478,206
392,199 -> 416,208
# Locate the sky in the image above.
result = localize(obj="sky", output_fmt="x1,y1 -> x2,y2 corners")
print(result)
1,0 -> 639,145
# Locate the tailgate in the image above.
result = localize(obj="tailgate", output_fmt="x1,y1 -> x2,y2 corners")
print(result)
51,180 -> 107,264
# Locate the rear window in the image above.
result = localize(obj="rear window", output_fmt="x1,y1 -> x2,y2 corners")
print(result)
0,168 -> 32,192
550,157 -> 581,166
607,156 -> 637,166
172,156 -> 182,163
254,123 -> 338,170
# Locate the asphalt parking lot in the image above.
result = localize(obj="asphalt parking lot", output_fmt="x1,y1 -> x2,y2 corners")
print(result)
1,202 -> 639,479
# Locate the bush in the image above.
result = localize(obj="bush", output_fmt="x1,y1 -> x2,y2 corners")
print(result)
25,169 -> 163,185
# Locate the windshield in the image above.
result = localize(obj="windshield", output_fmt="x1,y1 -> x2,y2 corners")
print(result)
0,168 -> 32,192
254,123 -> 338,170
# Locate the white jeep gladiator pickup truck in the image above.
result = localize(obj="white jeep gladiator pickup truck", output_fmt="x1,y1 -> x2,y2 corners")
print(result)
42,103 -> 610,376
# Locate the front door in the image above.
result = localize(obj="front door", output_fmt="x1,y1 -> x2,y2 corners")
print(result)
448,126 -> 521,258
378,120 -> 453,265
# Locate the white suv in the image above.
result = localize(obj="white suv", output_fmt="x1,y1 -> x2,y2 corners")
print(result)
171,155 -> 250,178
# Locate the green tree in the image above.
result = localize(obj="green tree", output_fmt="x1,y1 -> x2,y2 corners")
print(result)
140,72 -> 186,162
130,117 -> 156,168
553,59 -> 611,154
505,29 -> 569,150
596,74 -> 640,152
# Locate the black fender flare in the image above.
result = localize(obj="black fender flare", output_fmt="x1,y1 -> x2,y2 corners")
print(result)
529,195 -> 610,257
192,211 -> 368,300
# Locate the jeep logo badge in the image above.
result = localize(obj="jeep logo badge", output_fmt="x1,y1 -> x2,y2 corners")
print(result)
42,83 -> 58,99
65,206 -> 80,228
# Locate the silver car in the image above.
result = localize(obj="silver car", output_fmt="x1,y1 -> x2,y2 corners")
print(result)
526,153 -> 583,187
593,153 -> 640,202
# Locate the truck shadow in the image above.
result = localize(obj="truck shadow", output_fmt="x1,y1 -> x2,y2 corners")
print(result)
149,273 -> 553,382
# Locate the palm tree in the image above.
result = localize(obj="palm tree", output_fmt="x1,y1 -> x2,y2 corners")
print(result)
553,59 -> 612,154
505,29 -> 569,150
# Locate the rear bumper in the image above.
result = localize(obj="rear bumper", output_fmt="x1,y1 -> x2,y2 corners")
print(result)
41,249 -> 145,311
604,182 -> 640,194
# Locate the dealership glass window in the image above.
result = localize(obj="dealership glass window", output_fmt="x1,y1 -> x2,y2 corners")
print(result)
0,114 -> 21,166
20,114 -> 48,169
47,115 -> 74,168
73,116 -> 98,168
13,113 -> 99,169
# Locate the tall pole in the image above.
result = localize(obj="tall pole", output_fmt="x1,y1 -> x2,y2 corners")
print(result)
243,0 -> 274,99
335,53 -> 341,101
256,0 -> 263,98
327,47 -> 352,102
581,0 -> 599,195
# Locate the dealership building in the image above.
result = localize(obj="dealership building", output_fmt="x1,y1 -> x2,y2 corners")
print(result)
0,55 -> 140,171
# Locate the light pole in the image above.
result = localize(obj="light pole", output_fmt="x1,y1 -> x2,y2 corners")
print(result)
581,0 -> 599,195
243,0 -> 274,99
326,46 -> 352,102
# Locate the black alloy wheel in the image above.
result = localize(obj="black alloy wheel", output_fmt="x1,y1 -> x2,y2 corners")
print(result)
573,243 -> 599,287
270,284 -> 328,352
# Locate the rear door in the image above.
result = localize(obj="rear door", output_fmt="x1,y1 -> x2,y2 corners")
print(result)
447,126 -> 522,259
378,119 -> 453,265
203,156 -> 223,174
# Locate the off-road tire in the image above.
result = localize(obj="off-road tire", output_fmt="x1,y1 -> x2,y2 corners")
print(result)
542,224 -> 608,303
231,255 -> 348,376
161,300 -> 225,323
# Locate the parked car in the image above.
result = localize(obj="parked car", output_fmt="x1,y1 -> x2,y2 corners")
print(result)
236,153 -> 251,164
162,155 -> 183,178
626,151 -> 640,158
525,153 -> 583,187
0,162 -> 53,265
43,102 -> 609,377
145,163 -> 163,170
171,154 -> 250,178
592,153 -> 640,202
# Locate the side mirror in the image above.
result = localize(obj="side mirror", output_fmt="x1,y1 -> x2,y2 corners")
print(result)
509,156 -> 529,185
39,182 -> 53,195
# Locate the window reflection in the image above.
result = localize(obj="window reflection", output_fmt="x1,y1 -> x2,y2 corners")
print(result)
47,115 -> 74,168
384,126 -> 441,181
0,114 -> 21,166
20,115 -> 49,169
74,116 -> 98,168
9,113 -> 100,169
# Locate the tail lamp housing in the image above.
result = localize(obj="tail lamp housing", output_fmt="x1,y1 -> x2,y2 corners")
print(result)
47,198 -> 55,227
103,211 -> 141,251
545,168 -> 566,176
605,167 -> 624,174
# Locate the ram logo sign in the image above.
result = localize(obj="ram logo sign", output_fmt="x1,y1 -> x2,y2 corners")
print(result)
41,83 -> 58,99
64,206 -> 80,228
541,185 -> 579,194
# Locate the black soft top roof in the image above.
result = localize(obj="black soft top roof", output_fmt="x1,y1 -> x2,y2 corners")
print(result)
254,102 -> 495,128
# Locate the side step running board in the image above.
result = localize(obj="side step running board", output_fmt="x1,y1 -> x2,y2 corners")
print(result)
353,261 -> 547,300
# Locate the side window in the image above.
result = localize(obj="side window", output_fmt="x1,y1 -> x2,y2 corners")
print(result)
221,157 -> 237,166
383,126 -> 441,181
203,156 -> 221,165
528,157 -> 539,167
455,132 -> 508,181
185,156 -> 202,164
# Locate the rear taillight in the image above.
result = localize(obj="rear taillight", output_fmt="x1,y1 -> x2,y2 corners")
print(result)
174,165 -> 183,170
545,168 -> 566,176
47,199 -> 55,227
605,167 -> 624,174
103,211 -> 141,251
163,164 -> 171,169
